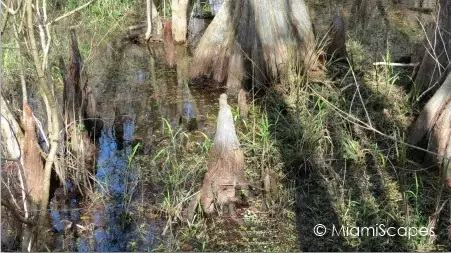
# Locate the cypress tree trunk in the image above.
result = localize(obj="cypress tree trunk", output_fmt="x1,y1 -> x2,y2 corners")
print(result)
171,0 -> 189,43
190,0 -> 318,90
414,0 -> 451,95
409,0 -> 451,188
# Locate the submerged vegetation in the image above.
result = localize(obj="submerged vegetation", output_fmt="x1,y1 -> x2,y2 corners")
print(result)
1,0 -> 450,252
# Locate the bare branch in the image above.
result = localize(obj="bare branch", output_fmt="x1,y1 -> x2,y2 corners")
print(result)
1,199 -> 35,225
1,0 -> 22,14
373,62 -> 420,67
45,0 -> 96,26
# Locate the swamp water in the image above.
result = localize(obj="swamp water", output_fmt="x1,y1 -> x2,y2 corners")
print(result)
50,42 -> 225,251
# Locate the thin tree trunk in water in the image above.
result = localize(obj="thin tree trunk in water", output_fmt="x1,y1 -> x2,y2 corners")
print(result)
190,0 -> 318,88
171,0 -> 189,43
25,0 -> 61,248
145,0 -> 153,40
175,45 -> 200,130
144,0 -> 162,38
164,19 -> 175,67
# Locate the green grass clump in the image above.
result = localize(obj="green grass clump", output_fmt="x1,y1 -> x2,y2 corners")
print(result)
258,44 -> 450,251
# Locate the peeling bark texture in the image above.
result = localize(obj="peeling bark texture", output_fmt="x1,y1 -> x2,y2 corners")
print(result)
163,19 -> 175,68
171,0 -> 189,43
199,94 -> 248,215
431,99 -> 451,187
22,102 -> 44,204
326,12 -> 348,60
190,0 -> 317,87
415,0 -> 451,94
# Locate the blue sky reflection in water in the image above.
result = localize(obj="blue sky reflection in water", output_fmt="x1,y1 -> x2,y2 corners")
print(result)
90,115 -> 153,251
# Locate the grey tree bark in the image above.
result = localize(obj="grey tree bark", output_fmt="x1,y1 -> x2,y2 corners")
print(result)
171,0 -> 189,43
409,0 -> 451,188
414,0 -> 451,96
190,0 -> 318,92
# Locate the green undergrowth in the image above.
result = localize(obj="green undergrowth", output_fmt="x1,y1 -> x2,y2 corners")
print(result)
147,105 -> 300,251
257,42 -> 450,251
140,40 -> 450,251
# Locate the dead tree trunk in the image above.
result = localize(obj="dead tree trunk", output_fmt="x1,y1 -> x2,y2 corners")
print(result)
61,29 -> 98,181
22,102 -> 44,204
190,0 -> 318,91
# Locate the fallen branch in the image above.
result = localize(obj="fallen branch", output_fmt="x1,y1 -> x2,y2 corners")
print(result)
373,62 -> 420,67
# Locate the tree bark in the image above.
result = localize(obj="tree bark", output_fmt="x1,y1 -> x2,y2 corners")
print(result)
190,0 -> 317,89
171,0 -> 189,43
25,0 -> 61,247
408,0 -> 451,188
408,62 -> 451,189
145,0 -> 153,40
1,95 -> 22,161
163,19 -> 175,67
22,102 -> 44,204
414,0 -> 451,95
145,0 -> 162,39
208,0 -> 223,16
326,12 -> 348,60
199,94 -> 247,216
